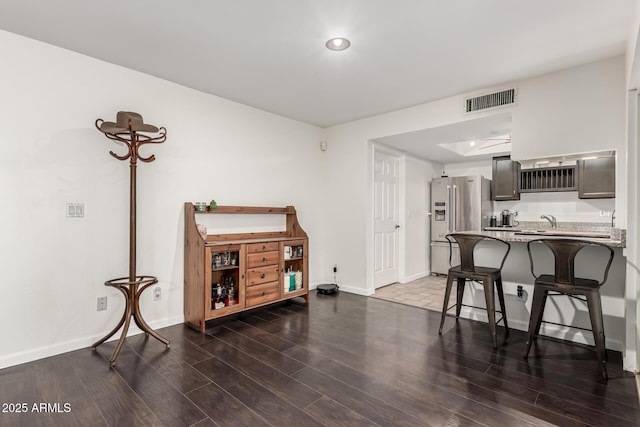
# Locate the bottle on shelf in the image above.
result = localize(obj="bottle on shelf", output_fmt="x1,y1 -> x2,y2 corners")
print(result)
213,254 -> 222,269
214,283 -> 225,309
211,283 -> 218,309
228,286 -> 235,306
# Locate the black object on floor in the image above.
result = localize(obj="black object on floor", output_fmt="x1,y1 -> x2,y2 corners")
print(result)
316,283 -> 339,295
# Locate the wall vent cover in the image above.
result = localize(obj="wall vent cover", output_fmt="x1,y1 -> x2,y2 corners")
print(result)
465,88 -> 517,113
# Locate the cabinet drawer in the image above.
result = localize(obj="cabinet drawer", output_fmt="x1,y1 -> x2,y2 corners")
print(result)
247,242 -> 279,253
247,251 -> 279,268
246,281 -> 279,307
247,265 -> 279,286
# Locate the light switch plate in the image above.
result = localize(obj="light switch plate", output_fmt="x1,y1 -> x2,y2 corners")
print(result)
66,203 -> 84,218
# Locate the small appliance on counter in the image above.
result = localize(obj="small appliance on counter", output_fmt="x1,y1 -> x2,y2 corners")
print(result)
501,209 -> 512,226
503,210 -> 519,227
488,210 -> 519,228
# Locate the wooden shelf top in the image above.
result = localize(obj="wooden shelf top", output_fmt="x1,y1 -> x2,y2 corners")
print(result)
205,236 -> 306,246
193,205 -> 295,215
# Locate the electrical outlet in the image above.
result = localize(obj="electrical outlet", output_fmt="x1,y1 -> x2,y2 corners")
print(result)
97,296 -> 107,311
153,286 -> 161,301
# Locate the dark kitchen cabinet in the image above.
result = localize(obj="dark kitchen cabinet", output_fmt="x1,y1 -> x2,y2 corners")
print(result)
578,157 -> 615,199
491,155 -> 520,200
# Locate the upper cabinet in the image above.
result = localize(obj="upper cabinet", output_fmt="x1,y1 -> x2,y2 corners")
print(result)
577,157 -> 615,199
491,155 -> 520,200
492,154 -> 615,199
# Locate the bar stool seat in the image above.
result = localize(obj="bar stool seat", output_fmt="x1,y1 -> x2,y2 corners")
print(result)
438,233 -> 511,348
523,238 -> 614,380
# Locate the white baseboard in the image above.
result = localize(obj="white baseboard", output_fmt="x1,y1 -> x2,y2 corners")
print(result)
457,307 -> 624,352
0,315 -> 184,369
310,282 -> 373,296
401,271 -> 430,283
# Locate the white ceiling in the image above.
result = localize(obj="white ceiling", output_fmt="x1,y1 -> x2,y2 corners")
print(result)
0,1 -> 632,161
374,112 -> 513,164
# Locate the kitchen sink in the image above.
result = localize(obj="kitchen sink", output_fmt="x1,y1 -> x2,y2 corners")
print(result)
514,230 -> 610,239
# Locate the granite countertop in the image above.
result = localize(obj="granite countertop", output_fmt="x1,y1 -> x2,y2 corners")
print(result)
477,221 -> 625,248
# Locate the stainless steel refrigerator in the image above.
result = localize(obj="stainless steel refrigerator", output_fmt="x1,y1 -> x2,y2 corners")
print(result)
430,175 -> 492,275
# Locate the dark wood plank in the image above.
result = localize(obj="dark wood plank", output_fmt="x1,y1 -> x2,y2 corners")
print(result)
438,331 -> 640,416
124,335 -> 212,394
70,348 -> 165,426
284,345 -> 476,426
198,338 -> 321,408
99,344 -> 207,427
192,357 -> 324,426
292,366 -> 444,427
0,362 -> 56,427
186,383 -> 270,427
303,396 -> 379,427
199,327 -> 306,375
285,343 -> 570,427
222,320 -> 297,352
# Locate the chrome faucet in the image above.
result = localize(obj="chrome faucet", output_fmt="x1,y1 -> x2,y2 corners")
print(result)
611,210 -> 616,227
541,214 -> 557,229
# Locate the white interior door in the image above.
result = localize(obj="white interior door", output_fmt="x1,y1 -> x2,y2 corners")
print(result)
374,151 -> 399,288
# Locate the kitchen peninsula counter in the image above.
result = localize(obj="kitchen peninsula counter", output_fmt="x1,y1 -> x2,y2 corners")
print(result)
476,221 -> 626,248
473,229 -> 626,248
443,221 -> 627,353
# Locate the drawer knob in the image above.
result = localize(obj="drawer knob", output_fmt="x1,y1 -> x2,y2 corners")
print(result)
262,245 -> 266,250
262,257 -> 266,262
261,291 -> 266,296
260,273 -> 266,279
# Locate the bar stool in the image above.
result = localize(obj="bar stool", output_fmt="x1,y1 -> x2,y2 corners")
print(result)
438,233 -> 511,348
523,238 -> 614,380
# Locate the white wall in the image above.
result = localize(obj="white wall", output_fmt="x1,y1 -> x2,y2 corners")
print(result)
443,160 -> 492,179
626,90 -> 639,370
0,30 -> 324,368
512,56 -> 627,226
495,193 -> 616,223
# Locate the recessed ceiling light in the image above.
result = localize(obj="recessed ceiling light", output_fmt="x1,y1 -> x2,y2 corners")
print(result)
469,141 -> 476,147
326,37 -> 351,51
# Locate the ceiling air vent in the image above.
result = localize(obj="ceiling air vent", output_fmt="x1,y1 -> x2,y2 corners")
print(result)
465,88 -> 517,113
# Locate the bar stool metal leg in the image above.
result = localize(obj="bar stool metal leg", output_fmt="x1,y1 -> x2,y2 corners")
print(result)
482,278 -> 498,348
495,276 -> 509,336
585,290 -> 608,380
455,278 -> 466,319
524,285 -> 547,358
439,274 -> 455,334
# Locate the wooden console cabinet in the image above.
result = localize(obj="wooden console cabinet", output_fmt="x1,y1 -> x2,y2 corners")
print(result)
184,203 -> 308,332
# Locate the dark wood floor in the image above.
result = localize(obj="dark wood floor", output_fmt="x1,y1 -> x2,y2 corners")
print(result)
1,292 -> 638,426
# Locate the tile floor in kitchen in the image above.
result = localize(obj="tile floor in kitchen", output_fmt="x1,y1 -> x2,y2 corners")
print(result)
371,274 -> 452,312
